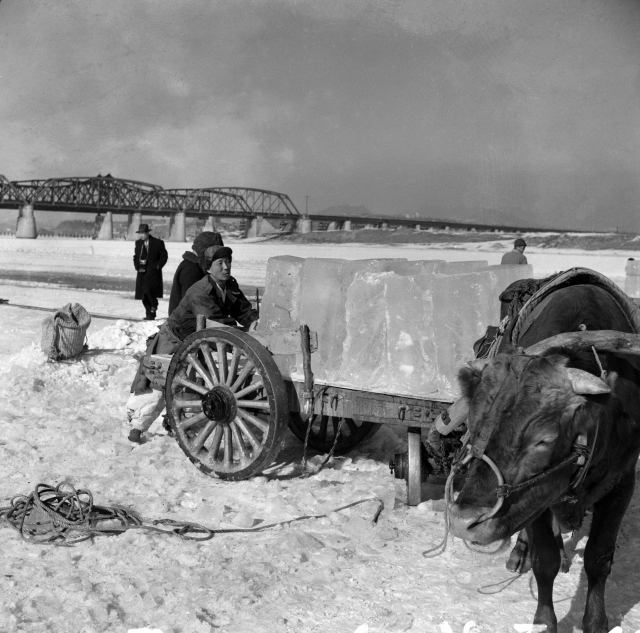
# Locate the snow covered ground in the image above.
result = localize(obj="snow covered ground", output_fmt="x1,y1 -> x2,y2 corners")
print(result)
0,236 -> 639,633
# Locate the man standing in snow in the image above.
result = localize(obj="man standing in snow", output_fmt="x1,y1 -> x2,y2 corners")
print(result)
168,231 -> 224,316
501,237 -> 528,265
133,223 -> 168,320
126,244 -> 259,444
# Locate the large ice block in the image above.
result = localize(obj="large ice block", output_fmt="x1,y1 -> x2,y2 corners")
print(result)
425,271 -> 496,398
299,259 -> 394,381
257,256 -> 305,331
339,272 -> 439,396
483,264 -> 534,322
436,260 -> 488,274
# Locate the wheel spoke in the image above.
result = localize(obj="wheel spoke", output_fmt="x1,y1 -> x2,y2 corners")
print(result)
236,400 -> 270,411
233,415 -> 261,449
317,415 -> 329,442
223,425 -> 233,465
234,381 -> 264,400
226,347 -> 241,387
237,408 -> 269,433
187,353 -> 215,389
180,411 -> 208,430
230,360 -> 255,392
331,416 -> 339,438
190,420 -> 217,453
207,424 -> 224,462
231,421 -> 249,460
200,343 -> 220,384
175,375 -> 209,396
217,343 -> 228,384
173,398 -> 203,410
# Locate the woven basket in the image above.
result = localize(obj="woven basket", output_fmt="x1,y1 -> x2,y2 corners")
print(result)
41,303 -> 92,361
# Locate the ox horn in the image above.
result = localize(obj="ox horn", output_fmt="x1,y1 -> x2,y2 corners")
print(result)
467,357 -> 490,373
525,330 -> 640,357
434,397 -> 469,436
566,367 -> 610,395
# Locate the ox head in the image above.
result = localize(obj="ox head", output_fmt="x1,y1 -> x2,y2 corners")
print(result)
447,330 -> 640,545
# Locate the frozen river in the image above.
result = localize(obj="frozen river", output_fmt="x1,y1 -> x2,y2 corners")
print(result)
0,235 -> 639,633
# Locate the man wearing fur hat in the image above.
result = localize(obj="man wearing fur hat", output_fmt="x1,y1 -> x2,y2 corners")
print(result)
126,244 -> 258,443
168,231 -> 224,316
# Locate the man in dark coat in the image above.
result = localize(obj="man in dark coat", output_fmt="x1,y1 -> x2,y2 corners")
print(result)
167,231 -> 224,316
126,244 -> 259,443
133,223 -> 168,320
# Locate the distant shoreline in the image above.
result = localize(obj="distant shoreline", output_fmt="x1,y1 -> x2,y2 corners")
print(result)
265,229 -> 640,251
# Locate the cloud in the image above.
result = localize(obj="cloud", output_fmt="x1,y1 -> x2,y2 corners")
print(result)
0,0 -> 639,229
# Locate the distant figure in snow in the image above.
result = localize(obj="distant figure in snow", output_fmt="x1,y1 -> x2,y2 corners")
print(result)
501,237 -> 528,265
168,231 -> 224,316
133,223 -> 168,320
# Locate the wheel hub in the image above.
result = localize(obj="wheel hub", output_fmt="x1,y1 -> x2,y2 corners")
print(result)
202,385 -> 237,424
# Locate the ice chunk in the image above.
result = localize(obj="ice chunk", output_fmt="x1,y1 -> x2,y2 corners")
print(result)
426,271 -> 496,398
436,260 -> 488,274
384,274 -> 438,395
257,256 -> 305,331
340,272 -> 439,396
483,264 -> 534,322
339,272 -> 388,389
299,259 -> 392,381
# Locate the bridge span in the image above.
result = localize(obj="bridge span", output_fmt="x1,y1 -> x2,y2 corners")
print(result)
0,174 -> 300,240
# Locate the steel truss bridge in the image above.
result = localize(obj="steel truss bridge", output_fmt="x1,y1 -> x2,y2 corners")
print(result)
0,174 -> 300,218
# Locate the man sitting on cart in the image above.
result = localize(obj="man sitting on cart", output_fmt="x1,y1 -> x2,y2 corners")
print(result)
126,245 -> 259,444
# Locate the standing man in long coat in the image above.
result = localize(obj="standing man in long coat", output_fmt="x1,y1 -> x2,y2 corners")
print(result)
133,223 -> 168,320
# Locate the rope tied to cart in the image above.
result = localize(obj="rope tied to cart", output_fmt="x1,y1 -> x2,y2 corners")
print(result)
0,481 -> 384,547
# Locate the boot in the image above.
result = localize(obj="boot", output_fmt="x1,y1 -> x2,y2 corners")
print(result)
128,428 -> 144,444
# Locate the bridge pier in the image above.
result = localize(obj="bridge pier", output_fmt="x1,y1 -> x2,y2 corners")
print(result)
169,212 -> 186,242
97,212 -> 113,240
127,212 -> 142,240
16,204 -> 37,239
381,222 -> 389,229
343,220 -> 352,231
245,215 -> 262,238
203,215 -> 216,232
296,217 -> 312,234
415,224 -> 421,231
327,221 -> 339,231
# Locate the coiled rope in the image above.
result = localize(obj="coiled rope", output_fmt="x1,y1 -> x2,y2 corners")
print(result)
0,482 -> 383,547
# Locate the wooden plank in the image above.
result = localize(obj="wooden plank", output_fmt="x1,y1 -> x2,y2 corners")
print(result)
285,380 -> 450,428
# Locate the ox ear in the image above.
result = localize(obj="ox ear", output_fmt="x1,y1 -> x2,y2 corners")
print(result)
566,368 -> 610,395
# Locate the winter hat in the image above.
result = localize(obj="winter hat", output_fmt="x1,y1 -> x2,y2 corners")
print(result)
514,238 -> 527,248
200,245 -> 233,272
192,231 -> 224,256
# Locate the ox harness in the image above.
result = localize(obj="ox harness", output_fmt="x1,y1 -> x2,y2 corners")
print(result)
452,354 -> 598,520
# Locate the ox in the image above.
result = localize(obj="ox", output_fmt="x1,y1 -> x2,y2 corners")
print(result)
447,285 -> 640,633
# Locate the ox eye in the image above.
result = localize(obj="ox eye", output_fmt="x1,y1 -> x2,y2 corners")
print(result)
533,436 -> 557,449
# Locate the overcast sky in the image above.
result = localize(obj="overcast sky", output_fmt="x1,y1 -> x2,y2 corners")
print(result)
1,0 -> 639,230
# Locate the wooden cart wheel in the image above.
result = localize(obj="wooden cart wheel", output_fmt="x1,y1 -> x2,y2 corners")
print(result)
165,328 -> 288,481
288,412 -> 381,455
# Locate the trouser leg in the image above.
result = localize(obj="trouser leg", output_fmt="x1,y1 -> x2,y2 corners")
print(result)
142,293 -> 158,317
125,389 -> 165,433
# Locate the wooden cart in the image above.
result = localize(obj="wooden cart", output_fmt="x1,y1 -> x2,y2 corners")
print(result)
142,319 -> 456,505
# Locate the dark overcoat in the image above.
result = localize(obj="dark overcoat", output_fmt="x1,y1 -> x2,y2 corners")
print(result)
133,235 -> 168,300
168,252 -> 205,316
